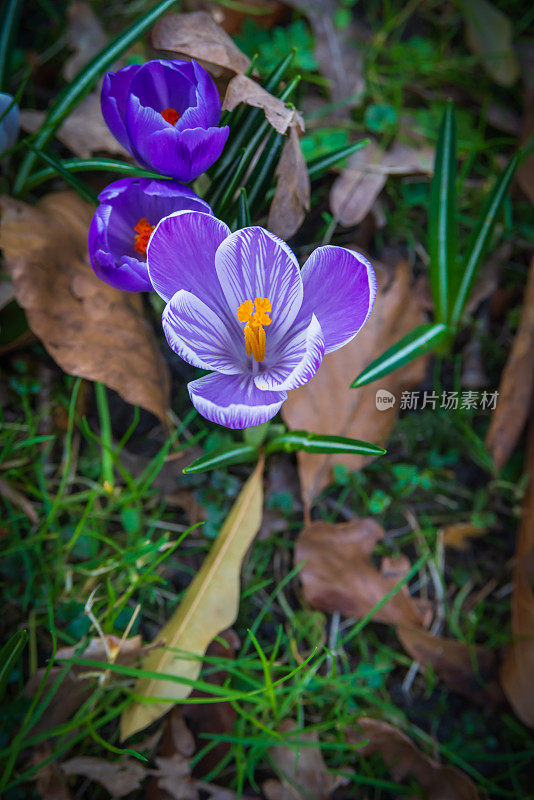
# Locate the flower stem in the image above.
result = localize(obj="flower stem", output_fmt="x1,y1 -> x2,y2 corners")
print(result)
94,382 -> 114,489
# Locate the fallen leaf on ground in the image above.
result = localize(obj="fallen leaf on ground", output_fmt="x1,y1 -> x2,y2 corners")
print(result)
442,522 -> 486,550
222,75 -> 304,135
397,625 -> 503,708
61,757 -> 147,798
120,458 -> 264,739
0,476 -> 39,525
152,12 -> 250,75
486,255 -> 534,471
295,519 -> 426,627
0,193 -> 170,422
20,92 -> 128,159
330,139 -> 433,227
184,630 -> 240,777
462,0 -> 519,87
500,399 -> 534,726
281,259 -> 428,511
263,719 -> 346,800
517,44 -> 534,205
63,0 -> 107,81
268,125 -> 310,239
288,0 -> 366,112
347,718 -> 479,800
35,748 -> 72,800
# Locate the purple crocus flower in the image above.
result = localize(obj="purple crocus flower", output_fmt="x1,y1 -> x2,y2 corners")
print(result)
101,59 -> 229,182
146,211 -> 377,429
88,177 -> 211,292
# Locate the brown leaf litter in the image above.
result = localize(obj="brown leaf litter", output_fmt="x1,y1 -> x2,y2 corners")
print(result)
347,718 -> 480,799
222,74 -> 304,135
268,125 -> 310,239
486,255 -> 534,471
0,192 -> 170,422
281,259 -> 428,511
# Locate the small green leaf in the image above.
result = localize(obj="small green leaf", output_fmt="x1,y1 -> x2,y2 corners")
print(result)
183,444 -> 259,474
450,150 -> 520,328
264,431 -> 385,457
0,630 -> 27,703
14,0 -> 180,195
428,101 -> 457,324
351,323 -> 449,387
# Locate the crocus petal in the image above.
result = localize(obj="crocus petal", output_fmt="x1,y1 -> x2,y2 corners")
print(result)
296,245 -> 377,354
188,372 -> 287,429
0,93 -> 19,155
215,227 -> 303,341
255,314 -> 325,392
101,64 -> 141,150
162,290 -> 242,373
147,211 -> 231,310
140,125 -> 229,182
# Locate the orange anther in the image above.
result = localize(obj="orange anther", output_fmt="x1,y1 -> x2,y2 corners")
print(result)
161,107 -> 181,126
133,217 -> 155,256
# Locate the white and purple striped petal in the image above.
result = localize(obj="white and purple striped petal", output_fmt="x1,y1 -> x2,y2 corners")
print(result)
255,314 -> 325,392
163,291 -> 242,373
147,210 -> 231,309
188,372 -> 287,429
215,227 -> 303,341
296,245 -> 377,354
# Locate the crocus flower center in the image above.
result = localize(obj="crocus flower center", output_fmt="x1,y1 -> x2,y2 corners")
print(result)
133,217 -> 155,256
236,297 -> 272,363
161,107 -> 181,126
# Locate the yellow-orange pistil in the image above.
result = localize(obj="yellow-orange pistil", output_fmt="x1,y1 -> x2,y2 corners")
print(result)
161,107 -> 181,126
133,217 -> 155,256
236,297 -> 272,362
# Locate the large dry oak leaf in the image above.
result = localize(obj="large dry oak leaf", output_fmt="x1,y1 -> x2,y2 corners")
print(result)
0,192 -> 170,421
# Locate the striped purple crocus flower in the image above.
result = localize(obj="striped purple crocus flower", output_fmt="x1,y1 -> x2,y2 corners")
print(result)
146,211 -> 377,429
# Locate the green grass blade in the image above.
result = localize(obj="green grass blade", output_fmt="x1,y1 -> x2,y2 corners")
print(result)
13,0 -> 179,195
428,100 -> 457,323
25,158 -> 172,192
351,323 -> 449,387
27,145 -> 99,204
0,0 -> 23,92
450,150 -> 521,328
264,431 -> 386,457
183,444 -> 259,474
307,138 -> 370,180
0,630 -> 27,703
237,187 -> 251,229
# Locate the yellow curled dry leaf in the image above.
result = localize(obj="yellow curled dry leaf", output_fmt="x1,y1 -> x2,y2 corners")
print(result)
120,456 -> 264,740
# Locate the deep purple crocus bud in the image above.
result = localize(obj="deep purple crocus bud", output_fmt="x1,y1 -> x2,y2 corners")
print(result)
101,59 -> 229,182
88,177 -> 212,292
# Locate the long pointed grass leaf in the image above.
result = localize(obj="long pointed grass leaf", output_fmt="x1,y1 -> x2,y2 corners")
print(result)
428,100 -> 457,323
25,158 -> 173,192
0,0 -> 23,92
351,323 -> 449,387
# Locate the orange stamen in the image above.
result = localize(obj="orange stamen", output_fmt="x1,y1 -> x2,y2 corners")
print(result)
133,217 -> 155,256
161,107 -> 181,126
236,297 -> 272,362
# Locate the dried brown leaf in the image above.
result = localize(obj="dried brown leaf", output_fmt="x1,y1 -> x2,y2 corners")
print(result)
0,193 -> 170,422
463,0 -> 519,87
500,402 -> 534,726
268,126 -> 310,239
486,255 -> 534,471
35,748 -> 72,800
295,519 -> 426,627
263,719 -> 345,800
222,74 -> 304,135
152,11 -> 250,75
152,755 -> 198,800
330,140 -> 433,227
347,718 -> 480,800
61,757 -> 147,797
63,1 -> 107,81
517,44 -> 534,205
281,260 -> 428,511
442,522 -> 486,550
20,93 -> 128,159
397,626 -> 503,708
